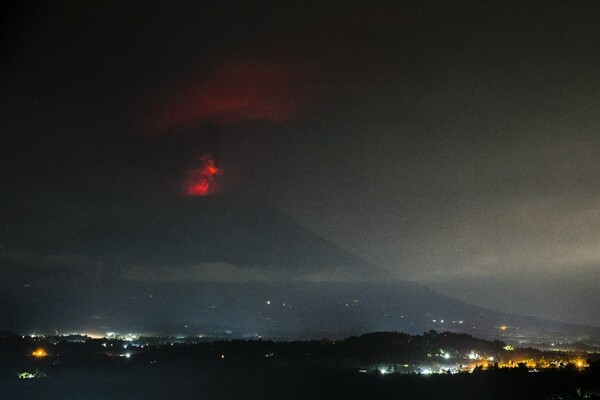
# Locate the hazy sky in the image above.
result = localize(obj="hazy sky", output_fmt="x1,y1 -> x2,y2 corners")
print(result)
2,0 -> 600,325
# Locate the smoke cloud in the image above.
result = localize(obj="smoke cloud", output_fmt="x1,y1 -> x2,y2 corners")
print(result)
140,58 -> 313,134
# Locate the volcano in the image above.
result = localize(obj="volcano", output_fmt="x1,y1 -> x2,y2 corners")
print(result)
1,196 -> 599,343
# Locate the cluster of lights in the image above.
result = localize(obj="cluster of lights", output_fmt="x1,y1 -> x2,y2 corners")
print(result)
431,319 -> 465,324
18,372 -> 41,379
105,332 -> 140,341
368,354 -> 589,376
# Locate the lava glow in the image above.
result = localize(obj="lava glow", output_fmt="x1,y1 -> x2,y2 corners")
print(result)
186,155 -> 220,196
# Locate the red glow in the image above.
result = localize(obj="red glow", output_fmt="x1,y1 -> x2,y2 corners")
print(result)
186,155 -> 220,196
141,58 -> 314,133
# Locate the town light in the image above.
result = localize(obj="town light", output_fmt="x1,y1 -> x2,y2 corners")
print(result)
31,349 -> 47,358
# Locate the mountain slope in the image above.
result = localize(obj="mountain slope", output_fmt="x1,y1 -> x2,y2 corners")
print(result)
2,280 -> 599,345
2,195 -> 375,278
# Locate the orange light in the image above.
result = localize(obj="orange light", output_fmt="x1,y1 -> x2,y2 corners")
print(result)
32,349 -> 47,358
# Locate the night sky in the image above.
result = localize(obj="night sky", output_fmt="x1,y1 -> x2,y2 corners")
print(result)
2,0 -> 600,327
